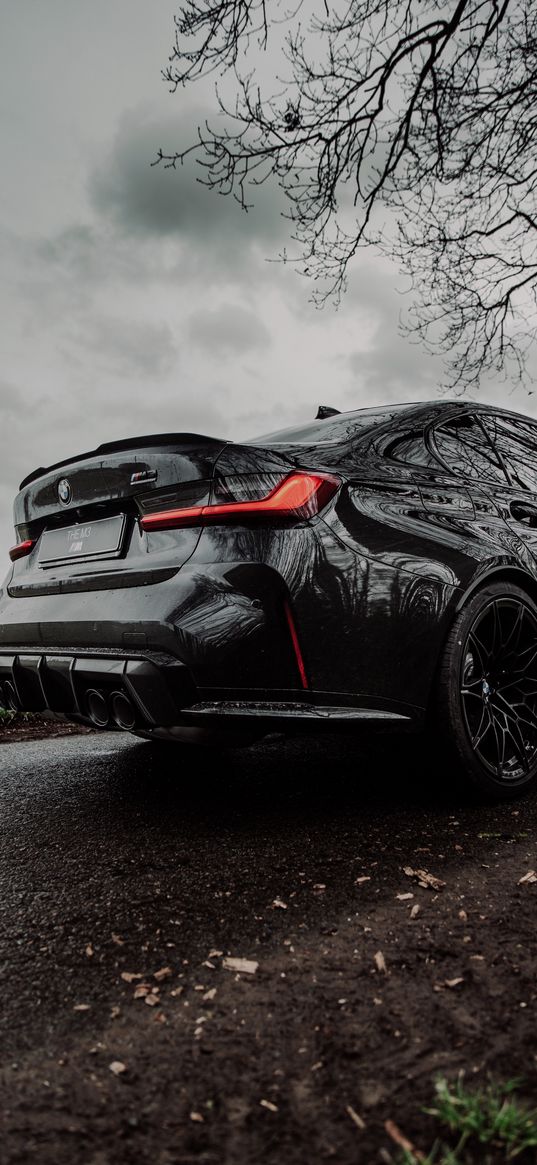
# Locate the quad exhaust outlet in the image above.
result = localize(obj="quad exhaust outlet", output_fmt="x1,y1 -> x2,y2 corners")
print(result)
110,690 -> 136,731
85,688 -> 110,728
84,687 -> 137,731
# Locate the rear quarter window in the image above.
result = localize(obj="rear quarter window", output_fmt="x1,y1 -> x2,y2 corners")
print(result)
431,416 -> 509,484
382,431 -> 437,468
481,414 -> 537,492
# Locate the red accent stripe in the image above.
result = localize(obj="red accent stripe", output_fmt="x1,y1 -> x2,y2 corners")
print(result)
9,539 -> 35,562
283,599 -> 309,690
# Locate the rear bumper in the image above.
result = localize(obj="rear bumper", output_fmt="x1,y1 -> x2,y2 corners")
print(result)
0,561 -> 303,694
0,649 -> 195,728
0,559 -> 422,729
0,649 -> 415,732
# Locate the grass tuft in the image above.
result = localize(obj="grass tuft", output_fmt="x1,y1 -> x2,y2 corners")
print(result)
0,707 -> 37,725
394,1076 -> 537,1163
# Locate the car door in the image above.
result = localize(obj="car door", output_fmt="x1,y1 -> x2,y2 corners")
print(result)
478,412 -> 537,568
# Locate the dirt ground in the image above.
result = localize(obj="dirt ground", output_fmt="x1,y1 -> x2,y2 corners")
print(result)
0,715 -> 93,744
1,730 -> 537,1164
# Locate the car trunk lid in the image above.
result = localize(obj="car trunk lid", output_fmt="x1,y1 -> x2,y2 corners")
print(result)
10,434 -> 229,592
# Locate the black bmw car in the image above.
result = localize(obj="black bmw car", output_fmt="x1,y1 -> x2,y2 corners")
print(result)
3,399 -> 537,799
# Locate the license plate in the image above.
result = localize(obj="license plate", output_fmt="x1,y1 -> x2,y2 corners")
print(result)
38,515 -> 126,566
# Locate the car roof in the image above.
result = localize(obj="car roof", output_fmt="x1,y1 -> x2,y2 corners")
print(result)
263,398 -> 537,434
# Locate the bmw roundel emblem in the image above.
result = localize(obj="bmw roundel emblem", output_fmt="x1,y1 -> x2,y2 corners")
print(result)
58,478 -> 72,505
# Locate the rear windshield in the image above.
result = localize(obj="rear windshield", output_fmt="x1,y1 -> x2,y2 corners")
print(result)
249,404 -> 417,446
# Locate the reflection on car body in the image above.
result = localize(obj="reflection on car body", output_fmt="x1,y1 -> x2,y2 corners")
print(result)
3,400 -> 537,799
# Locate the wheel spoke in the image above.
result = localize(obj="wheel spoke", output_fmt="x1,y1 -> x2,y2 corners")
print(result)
488,711 -> 507,774
493,695 -> 532,772
469,703 -> 491,751
468,630 -> 489,673
490,601 -> 504,658
461,677 -> 483,697
508,641 -> 537,678
495,690 -> 537,733
513,703 -> 537,735
501,602 -> 526,656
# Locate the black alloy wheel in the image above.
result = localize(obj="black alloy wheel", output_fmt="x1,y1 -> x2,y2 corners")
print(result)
434,582 -> 537,798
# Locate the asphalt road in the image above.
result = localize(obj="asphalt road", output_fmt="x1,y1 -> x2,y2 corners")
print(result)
2,730 -> 537,1164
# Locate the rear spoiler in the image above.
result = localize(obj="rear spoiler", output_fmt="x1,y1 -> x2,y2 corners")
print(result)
19,433 -> 228,490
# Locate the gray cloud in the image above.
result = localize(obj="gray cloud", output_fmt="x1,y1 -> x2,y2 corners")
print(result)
90,107 -> 286,256
0,381 -> 23,420
343,261 -> 444,400
347,332 -> 441,398
71,315 -> 178,378
187,303 -> 271,356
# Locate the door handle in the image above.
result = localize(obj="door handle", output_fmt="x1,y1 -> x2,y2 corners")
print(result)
510,500 -> 537,523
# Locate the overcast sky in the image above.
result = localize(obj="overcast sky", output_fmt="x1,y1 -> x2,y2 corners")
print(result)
1,0 -> 536,558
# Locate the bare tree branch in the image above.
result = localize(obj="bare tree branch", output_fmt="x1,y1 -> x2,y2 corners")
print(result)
157,0 -> 537,391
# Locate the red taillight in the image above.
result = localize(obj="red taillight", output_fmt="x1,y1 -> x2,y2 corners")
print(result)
140,472 -> 340,532
9,539 -> 35,562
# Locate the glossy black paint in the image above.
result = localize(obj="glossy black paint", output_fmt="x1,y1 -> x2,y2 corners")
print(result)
3,401 -> 537,735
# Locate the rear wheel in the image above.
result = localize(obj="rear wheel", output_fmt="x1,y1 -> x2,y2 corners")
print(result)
434,583 -> 537,799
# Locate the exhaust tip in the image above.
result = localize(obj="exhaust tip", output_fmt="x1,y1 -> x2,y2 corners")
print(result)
3,680 -> 21,712
85,688 -> 110,728
110,690 -> 136,731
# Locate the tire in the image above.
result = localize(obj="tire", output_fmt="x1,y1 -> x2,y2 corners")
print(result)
433,582 -> 537,800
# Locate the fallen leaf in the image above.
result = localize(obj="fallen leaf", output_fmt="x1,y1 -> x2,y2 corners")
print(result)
208,949 -> 223,958
374,950 -> 387,974
153,966 -> 173,982
518,870 -> 537,885
190,1111 -> 204,1123
459,909 -> 468,921
410,904 -> 421,919
312,883 -> 326,892
133,983 -> 154,999
403,866 -> 445,891
153,1011 -> 167,1024
223,957 -> 258,975
170,986 -> 184,997
346,1104 -> 366,1130
434,977 -> 464,992
85,944 -> 94,958
354,876 -> 371,885
73,1003 -> 91,1012
396,892 -> 414,901
109,1061 -> 127,1076
111,933 -> 124,946
272,898 -> 287,909
385,1119 -> 424,1159
203,987 -> 217,1001
120,972 -> 143,983
144,993 -> 160,1007
110,1006 -> 121,1019
260,1099 -> 278,1112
